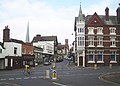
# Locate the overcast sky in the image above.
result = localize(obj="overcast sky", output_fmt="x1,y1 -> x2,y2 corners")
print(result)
0,0 -> 119,45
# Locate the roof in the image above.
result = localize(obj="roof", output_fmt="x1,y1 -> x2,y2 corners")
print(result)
85,14 -> 118,25
57,44 -> 65,50
8,38 -> 24,44
32,35 -> 58,45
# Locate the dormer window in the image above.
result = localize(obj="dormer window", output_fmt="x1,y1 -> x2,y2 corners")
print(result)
109,27 -> 116,35
88,27 -> 94,34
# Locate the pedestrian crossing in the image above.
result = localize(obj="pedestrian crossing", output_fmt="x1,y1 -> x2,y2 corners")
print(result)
0,76 -> 44,81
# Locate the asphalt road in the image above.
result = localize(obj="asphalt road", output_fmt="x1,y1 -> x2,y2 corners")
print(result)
0,60 -> 120,86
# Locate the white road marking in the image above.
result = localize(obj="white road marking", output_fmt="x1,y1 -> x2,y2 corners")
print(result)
53,82 -> 67,86
24,77 -> 29,79
0,78 -> 6,81
9,78 -> 14,80
31,77 -> 37,79
16,78 -> 22,80
38,76 -> 44,78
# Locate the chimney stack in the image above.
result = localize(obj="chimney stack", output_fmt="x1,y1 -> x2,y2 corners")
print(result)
116,3 -> 120,24
105,7 -> 109,21
3,25 -> 10,42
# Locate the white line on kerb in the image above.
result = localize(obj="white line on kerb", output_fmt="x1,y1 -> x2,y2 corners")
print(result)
53,82 -> 67,86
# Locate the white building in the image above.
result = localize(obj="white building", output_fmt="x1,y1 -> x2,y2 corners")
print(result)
33,40 -> 54,62
4,42 -> 22,56
33,41 -> 54,55
75,4 -> 85,67
32,35 -> 58,62
4,41 -> 22,69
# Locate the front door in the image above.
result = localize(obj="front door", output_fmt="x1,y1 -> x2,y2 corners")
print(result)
79,56 -> 83,66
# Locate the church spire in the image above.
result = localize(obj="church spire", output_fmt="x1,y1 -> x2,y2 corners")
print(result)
78,2 -> 82,16
77,2 -> 84,21
26,21 -> 30,43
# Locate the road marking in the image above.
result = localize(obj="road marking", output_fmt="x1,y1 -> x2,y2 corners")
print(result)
0,78 -> 6,81
16,78 -> 22,80
31,77 -> 37,79
9,78 -> 14,80
53,82 -> 66,86
24,77 -> 29,79
38,76 -> 44,78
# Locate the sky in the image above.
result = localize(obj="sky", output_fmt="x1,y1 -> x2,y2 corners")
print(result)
0,0 -> 119,45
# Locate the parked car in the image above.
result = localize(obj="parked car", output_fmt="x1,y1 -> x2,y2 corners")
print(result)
43,61 -> 51,65
67,57 -> 72,61
43,58 -> 51,65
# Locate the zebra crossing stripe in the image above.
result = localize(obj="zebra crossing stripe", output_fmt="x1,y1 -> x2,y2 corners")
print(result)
16,78 -> 22,80
24,77 -> 29,79
0,76 -> 44,81
31,77 -> 37,79
0,79 -> 6,81
9,78 -> 14,80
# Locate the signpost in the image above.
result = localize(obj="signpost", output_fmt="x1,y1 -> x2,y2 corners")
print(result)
51,62 -> 57,80
52,69 -> 57,80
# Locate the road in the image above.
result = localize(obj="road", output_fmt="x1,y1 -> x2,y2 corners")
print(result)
0,60 -> 120,86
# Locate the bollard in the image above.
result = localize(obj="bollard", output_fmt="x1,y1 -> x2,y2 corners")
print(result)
52,63 -> 56,69
109,64 -> 112,69
94,64 -> 97,70
46,70 -> 50,78
52,70 -> 57,80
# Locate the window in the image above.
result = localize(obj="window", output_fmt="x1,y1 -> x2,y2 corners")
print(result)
110,51 -> 116,61
0,49 -> 2,53
14,47 -> 17,54
88,51 -> 94,61
110,37 -> 116,46
97,36 -> 103,46
88,27 -> 94,34
78,28 -> 84,33
88,36 -> 94,46
78,37 -> 84,46
97,27 -> 103,34
109,27 -> 116,34
97,51 -> 103,61
29,49 -> 33,55
78,28 -> 80,33
23,48 -> 26,54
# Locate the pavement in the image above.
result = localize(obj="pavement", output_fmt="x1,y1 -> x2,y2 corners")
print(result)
99,72 -> 120,85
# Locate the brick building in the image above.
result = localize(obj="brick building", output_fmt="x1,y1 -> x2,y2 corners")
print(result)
74,4 -> 120,67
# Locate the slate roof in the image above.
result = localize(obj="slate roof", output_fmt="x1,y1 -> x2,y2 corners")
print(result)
85,14 -> 118,25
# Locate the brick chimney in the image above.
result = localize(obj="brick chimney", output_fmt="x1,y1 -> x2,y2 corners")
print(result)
3,25 -> 10,42
105,7 -> 109,21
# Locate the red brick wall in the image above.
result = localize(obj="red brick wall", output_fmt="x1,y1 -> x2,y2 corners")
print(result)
22,44 -> 33,55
